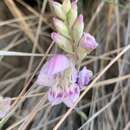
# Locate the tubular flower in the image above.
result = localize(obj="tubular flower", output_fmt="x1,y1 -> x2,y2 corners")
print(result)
0,97 -> 11,118
36,54 -> 80,107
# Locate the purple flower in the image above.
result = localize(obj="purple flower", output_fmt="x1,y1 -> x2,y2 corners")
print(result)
78,67 -> 93,90
80,33 -> 98,50
36,54 -> 80,107
0,97 -> 11,118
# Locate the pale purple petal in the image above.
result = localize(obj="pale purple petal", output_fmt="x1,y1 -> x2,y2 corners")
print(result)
36,63 -> 56,87
63,84 -> 80,107
48,88 -> 64,105
78,67 -> 93,90
80,33 -> 98,50
44,54 -> 70,75
36,73 -> 56,87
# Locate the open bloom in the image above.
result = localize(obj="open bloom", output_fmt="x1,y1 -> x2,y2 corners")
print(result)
0,97 -> 11,118
36,54 -> 79,107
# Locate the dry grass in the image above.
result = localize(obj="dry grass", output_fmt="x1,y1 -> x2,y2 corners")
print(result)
0,0 -> 130,130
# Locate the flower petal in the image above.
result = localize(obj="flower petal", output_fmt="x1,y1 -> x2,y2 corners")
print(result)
80,33 -> 98,50
78,67 -> 93,90
48,88 -> 64,105
36,73 -> 56,87
44,54 -> 70,75
63,84 -> 80,107
36,63 -> 56,87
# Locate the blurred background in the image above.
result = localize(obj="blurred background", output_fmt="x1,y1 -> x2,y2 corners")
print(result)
0,0 -> 130,130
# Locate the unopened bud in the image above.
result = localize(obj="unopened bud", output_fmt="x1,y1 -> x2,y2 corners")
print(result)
62,0 -> 71,14
67,1 -> 78,27
50,1 -> 65,20
53,18 -> 70,38
51,32 -> 73,53
72,14 -> 84,42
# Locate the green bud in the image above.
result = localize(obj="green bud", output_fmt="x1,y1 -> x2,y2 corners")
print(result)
72,15 -> 84,43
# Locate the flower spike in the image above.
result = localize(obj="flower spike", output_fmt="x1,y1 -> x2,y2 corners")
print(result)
36,0 -> 99,108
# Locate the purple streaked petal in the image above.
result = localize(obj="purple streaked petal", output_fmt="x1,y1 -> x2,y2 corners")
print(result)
80,33 -> 98,50
63,84 -> 80,107
48,88 -> 63,105
44,54 -> 70,75
78,67 -> 93,90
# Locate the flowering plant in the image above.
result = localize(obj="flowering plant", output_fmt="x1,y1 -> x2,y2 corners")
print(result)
36,0 -> 98,107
